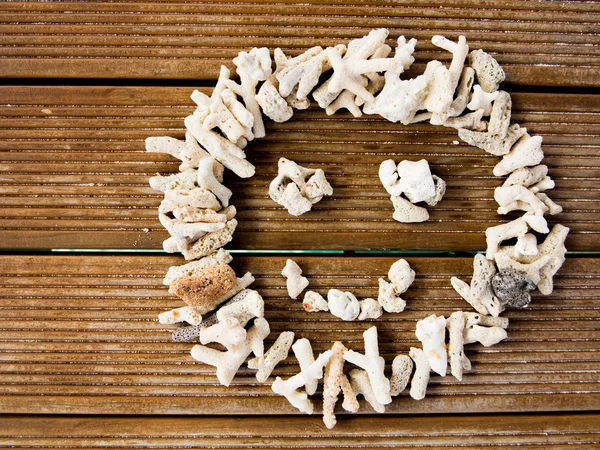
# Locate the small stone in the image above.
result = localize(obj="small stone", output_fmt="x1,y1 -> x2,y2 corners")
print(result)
170,264 -> 236,312
492,269 -> 536,308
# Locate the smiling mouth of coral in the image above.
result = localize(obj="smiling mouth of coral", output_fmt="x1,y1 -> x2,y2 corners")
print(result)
147,28 -> 569,429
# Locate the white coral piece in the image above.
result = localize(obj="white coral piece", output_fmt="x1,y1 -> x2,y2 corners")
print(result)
216,289 -> 264,327
422,35 -> 468,124
343,326 -> 391,405
327,289 -> 360,321
495,185 -> 550,216
191,317 -> 270,387
272,343 -> 333,414
497,224 -> 569,295
376,258 -> 415,313
379,159 -> 402,196
382,159 -> 444,222
323,28 -> 400,104
163,249 -> 232,286
170,218 -> 237,260
463,312 -> 508,347
282,259 -> 309,300
185,109 -> 255,179
415,314 -> 447,376
158,306 -> 203,326
349,369 -> 386,413
494,252 -> 551,286
467,85 -> 499,116
458,123 -> 527,157
269,158 -> 333,216
159,187 -> 221,215
302,291 -> 329,312
197,156 -> 233,207
485,217 -> 529,260
159,213 -> 225,252
357,298 -> 383,320
446,311 -> 469,381
199,316 -> 247,352
255,82 -> 293,123
191,67 -> 253,144
227,47 -> 272,139
397,159 -> 436,203
469,49 -> 506,93
276,46 -> 327,101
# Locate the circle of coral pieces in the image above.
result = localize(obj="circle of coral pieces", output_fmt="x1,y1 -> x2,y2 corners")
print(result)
147,29 -> 569,429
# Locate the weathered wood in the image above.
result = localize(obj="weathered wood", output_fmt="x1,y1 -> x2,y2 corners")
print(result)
0,254 -> 597,415
1,1 -> 600,86
1,86 -> 597,251
1,414 -> 599,448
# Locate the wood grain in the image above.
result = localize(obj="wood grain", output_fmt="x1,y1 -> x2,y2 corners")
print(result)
0,254 -> 598,415
1,414 -> 599,448
1,86 -> 597,251
1,1 -> 600,86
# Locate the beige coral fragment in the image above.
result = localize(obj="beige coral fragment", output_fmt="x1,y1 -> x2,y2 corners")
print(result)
409,347 -> 431,400
468,49 -> 506,93
493,133 -> 544,177
164,248 -> 232,286
446,311 -> 469,381
146,131 -> 210,171
172,219 -> 237,261
248,331 -> 295,382
322,341 -> 359,429
390,354 -> 414,396
391,195 -> 429,223
451,254 -> 504,317
357,298 -> 383,320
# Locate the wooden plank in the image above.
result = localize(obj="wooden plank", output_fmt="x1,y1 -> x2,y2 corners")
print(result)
0,254 -> 597,415
1,1 -> 600,86
1,414 -> 599,449
0,86 -> 597,251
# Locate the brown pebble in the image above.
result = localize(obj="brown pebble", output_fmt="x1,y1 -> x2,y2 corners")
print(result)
170,264 -> 236,313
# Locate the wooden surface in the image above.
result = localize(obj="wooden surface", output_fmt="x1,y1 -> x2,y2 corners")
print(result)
1,0 -> 599,447
1,87 -> 598,251
0,255 -> 598,415
2,414 -> 600,448
1,1 -> 600,86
